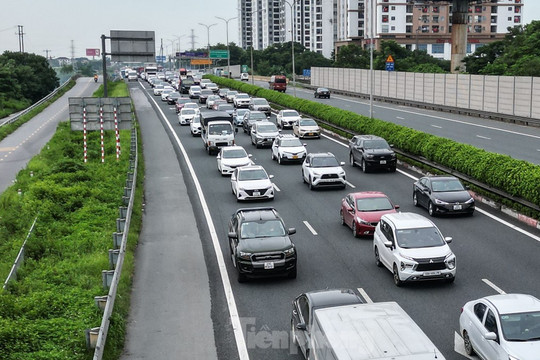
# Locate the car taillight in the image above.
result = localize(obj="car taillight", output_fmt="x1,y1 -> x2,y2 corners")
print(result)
460,307 -> 464,313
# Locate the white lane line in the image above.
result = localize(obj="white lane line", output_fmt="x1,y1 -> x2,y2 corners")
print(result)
476,135 -> 491,140
141,83 -> 250,360
273,183 -> 281,192
396,116 -> 404,120
303,221 -> 318,235
431,124 -> 442,129
482,279 -> 507,294
357,288 -> 373,304
345,180 -> 356,188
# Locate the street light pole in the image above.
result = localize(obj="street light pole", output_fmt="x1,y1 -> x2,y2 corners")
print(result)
199,22 -> 217,71
216,16 -> 238,78
284,0 -> 297,96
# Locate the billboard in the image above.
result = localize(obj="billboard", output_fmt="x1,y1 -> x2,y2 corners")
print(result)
86,48 -> 100,57
110,30 -> 155,62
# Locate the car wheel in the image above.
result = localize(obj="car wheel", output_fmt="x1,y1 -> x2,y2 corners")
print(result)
271,151 -> 275,160
352,222 -> 359,238
350,153 -> 355,167
308,177 -> 315,190
340,210 -> 345,226
393,265 -> 403,287
463,331 -> 475,356
428,201 -> 435,216
191,131 -> 196,137
237,269 -> 247,283
288,266 -> 297,279
413,192 -> 419,206
446,277 -> 456,284
374,247 -> 382,267
302,170 -> 306,183
278,156 -> 282,165
361,159 -> 367,173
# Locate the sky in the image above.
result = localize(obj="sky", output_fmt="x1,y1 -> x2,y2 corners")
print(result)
1,0 -> 539,59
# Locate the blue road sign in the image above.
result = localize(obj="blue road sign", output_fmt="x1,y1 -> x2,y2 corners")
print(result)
386,62 -> 395,71
156,55 -> 166,62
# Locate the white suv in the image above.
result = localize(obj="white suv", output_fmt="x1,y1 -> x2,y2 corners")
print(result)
271,134 -> 306,164
301,153 -> 346,190
373,212 -> 456,286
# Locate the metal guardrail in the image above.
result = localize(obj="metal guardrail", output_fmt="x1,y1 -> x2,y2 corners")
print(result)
0,78 -> 72,128
2,216 -> 38,290
86,126 -> 138,359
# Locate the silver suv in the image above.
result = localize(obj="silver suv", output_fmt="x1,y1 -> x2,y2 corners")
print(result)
249,98 -> 271,117
373,212 -> 456,286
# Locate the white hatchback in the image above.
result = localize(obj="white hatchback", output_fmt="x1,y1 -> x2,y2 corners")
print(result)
373,212 -> 456,286
178,108 -> 197,125
231,165 -> 274,201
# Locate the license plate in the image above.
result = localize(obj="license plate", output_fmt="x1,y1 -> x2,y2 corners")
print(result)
453,204 -> 462,210
292,155 -> 298,159
423,271 -> 441,276
308,133 -> 314,136
253,191 -> 260,196
264,262 -> 274,270
380,160 -> 387,164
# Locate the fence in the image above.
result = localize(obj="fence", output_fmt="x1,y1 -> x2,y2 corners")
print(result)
311,67 -> 540,122
85,126 -> 138,359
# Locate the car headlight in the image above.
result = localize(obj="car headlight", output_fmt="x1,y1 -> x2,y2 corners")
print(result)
445,254 -> 456,270
356,217 -> 370,225
284,247 -> 296,257
365,154 -> 374,159
434,198 -> 449,205
465,197 -> 475,204
338,171 -> 346,177
312,171 -> 322,177
238,251 -> 252,260
398,252 -> 415,262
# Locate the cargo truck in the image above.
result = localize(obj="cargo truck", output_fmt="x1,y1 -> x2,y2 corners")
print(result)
200,111 -> 237,155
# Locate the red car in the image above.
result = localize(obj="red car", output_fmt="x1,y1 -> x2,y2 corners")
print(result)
340,191 -> 399,237
175,98 -> 192,113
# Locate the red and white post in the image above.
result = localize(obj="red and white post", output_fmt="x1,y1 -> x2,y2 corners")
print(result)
114,107 -> 120,160
83,107 -> 87,163
100,106 -> 105,163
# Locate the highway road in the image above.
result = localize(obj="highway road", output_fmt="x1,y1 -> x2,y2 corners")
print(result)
133,79 -> 540,360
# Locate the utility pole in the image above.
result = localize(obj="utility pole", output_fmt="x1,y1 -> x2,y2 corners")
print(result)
189,29 -> 197,51
17,25 -> 25,52
43,50 -> 51,59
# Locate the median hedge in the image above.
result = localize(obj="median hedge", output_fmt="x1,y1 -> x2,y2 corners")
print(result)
0,80 -> 142,360
209,76 -> 540,215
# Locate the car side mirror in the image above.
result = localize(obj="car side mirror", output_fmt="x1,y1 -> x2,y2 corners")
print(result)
296,322 -> 306,331
383,240 -> 393,248
202,129 -> 206,134
340,162 -> 345,166
228,232 -> 237,239
444,236 -> 453,244
248,154 -> 253,158
288,228 -> 296,235
216,155 -> 221,159
303,143 -> 307,147
394,205 -> 400,209
484,332 -> 497,341
269,175 -> 274,179
231,174 -> 236,181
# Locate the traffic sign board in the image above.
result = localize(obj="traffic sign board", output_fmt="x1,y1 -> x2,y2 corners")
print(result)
156,55 -> 166,62
210,50 -> 229,59
386,62 -> 395,71
386,55 -> 394,63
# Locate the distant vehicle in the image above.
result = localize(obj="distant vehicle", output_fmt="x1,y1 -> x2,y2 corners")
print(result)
293,118 -> 321,139
314,87 -> 330,98
144,64 -> 158,79
225,90 -> 239,103
198,89 -> 214,104
127,70 -> 138,81
242,111 -> 267,134
340,191 -> 399,237
276,109 -> 301,129
373,212 -> 456,286
349,135 -> 397,173
227,207 -> 296,282
302,152 -> 346,190
166,92 -> 181,105
216,103 -> 235,117
206,82 -> 219,93
206,95 -> 221,109
189,85 -> 202,99
190,114 -> 202,137
199,78 -> 212,88
413,175 -> 475,217
240,72 -> 249,81
216,145 -> 253,176
179,68 -> 188,76
269,75 -> 287,92
459,293 -> 540,360
179,76 -> 195,94
218,88 -> 230,99
175,98 -> 192,113
233,93 -> 252,108
178,108 -> 197,126
153,84 -> 165,96
233,108 -> 250,127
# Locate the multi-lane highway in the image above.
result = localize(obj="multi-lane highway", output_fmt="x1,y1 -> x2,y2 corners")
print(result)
131,78 -> 540,360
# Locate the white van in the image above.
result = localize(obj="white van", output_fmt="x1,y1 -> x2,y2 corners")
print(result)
302,302 -> 445,360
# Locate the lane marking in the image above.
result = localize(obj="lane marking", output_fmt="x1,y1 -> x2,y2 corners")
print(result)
476,135 -> 491,140
345,180 -> 356,188
272,183 -> 281,192
482,279 -> 506,294
140,83 -> 250,360
303,221 -> 318,235
431,124 -> 442,129
396,116 -> 404,120
0,147 -> 17,152
357,288 -> 373,303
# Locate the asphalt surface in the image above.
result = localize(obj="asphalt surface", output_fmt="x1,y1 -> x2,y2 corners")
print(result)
134,79 -> 540,360
0,78 -> 99,193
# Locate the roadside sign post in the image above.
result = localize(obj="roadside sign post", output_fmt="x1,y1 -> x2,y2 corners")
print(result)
385,54 -> 395,71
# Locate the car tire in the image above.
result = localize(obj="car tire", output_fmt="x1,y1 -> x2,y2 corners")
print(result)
428,201 -> 435,217
361,159 -> 368,173
350,153 -> 356,167
463,331 -> 475,356
374,247 -> 382,267
393,264 -> 403,287
308,177 -> 315,190
278,156 -> 282,165
446,277 -> 456,284
302,170 -> 306,183
271,151 -> 275,160
352,222 -> 359,238
340,210 -> 345,226
288,266 -> 297,279
413,192 -> 419,206
237,269 -> 247,283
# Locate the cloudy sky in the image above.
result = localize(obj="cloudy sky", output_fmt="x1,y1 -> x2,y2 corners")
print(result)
1,0 -> 539,59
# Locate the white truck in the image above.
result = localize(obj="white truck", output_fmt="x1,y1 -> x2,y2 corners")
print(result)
200,111 -> 237,155
299,302 -> 445,360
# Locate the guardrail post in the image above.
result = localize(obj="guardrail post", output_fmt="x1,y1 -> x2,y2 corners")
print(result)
94,295 -> 108,311
116,218 -> 126,232
108,249 -> 120,269
112,232 -> 123,249
101,270 -> 114,289
119,206 -> 128,219
85,327 -> 100,349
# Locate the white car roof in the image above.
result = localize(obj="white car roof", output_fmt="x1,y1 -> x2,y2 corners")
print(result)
382,212 -> 436,230
485,294 -> 540,314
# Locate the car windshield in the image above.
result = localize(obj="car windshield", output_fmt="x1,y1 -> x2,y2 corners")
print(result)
356,197 -> 394,211
185,104 -> 198,109
208,83 -> 217,87
236,110 -> 249,117
238,169 -> 268,181
395,227 -> 445,248
240,220 -> 286,239
208,124 -> 232,135
499,311 -> 540,341
227,91 -> 238,96
236,94 -> 250,99
191,116 -> 200,124
299,119 -> 317,126
182,109 -> 196,115
312,156 -> 339,167
250,113 -> 267,120
223,149 -> 247,159
281,138 -> 303,147
219,105 -> 234,111
253,99 -> 268,105
201,90 -> 213,95
318,88 -> 329,92
364,139 -> 390,150
283,110 -> 299,117
257,124 -> 277,132
431,179 -> 465,192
